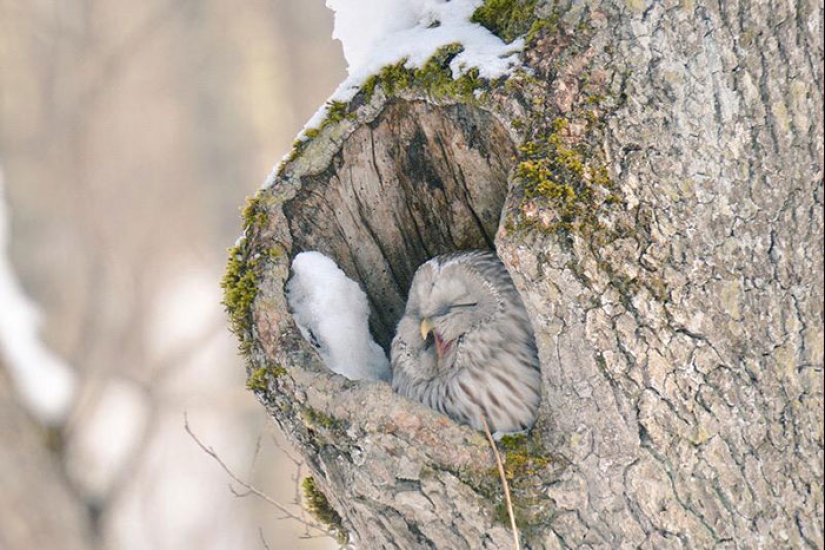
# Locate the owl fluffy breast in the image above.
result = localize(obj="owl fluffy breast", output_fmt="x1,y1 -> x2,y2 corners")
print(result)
390,250 -> 541,435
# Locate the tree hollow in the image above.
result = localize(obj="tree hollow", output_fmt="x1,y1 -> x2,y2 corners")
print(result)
284,100 -> 516,349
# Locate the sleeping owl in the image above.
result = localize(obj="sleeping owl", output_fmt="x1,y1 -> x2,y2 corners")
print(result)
390,250 -> 541,435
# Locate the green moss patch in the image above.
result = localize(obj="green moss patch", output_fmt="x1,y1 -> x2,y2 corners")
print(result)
324,100 -> 352,125
245,364 -> 287,393
246,367 -> 269,392
489,433 -> 557,540
302,476 -> 349,545
221,194 -> 284,356
471,0 -> 539,44
302,407 -> 346,433
450,431 -> 557,539
361,43 -> 486,103
515,116 -> 619,232
497,433 -> 552,481
222,249 -> 259,355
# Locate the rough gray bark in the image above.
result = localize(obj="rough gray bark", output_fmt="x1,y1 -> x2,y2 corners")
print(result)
0,364 -> 94,550
233,1 -> 823,548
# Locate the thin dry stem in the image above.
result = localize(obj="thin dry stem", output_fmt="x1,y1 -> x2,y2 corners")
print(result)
183,412 -> 332,539
480,415 -> 521,550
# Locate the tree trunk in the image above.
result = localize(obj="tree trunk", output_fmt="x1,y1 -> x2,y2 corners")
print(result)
226,1 -> 823,548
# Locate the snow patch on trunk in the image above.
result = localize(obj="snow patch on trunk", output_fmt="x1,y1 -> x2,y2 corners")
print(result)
327,0 -> 521,89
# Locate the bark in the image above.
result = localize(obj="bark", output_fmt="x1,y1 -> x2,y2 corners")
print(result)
0,364 -> 94,550
232,1 -> 823,548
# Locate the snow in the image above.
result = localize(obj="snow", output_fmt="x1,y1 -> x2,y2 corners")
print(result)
0,167 -> 76,424
286,251 -> 390,382
327,0 -> 523,86
265,0 -> 523,182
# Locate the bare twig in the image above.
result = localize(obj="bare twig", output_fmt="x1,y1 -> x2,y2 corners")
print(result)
258,528 -> 272,550
480,415 -> 520,550
267,418 -> 303,466
247,424 -> 265,481
265,419 -> 310,527
183,412 -> 332,539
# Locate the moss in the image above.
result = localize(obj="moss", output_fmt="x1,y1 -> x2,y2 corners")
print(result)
362,61 -> 414,100
246,367 -> 269,392
222,246 -> 259,354
324,100 -> 352,125
415,43 -> 484,99
361,44 -> 487,103
301,100 -> 357,141
492,3 -> 629,239
246,364 -> 287,393
221,195 -> 284,355
302,476 -> 349,545
280,139 -> 307,171
514,115 -> 618,233
497,433 -> 552,481
303,406 -> 345,432
450,432 -> 556,532
479,433 -> 556,540
441,435 -> 556,542
471,0 -> 538,44
241,194 -> 269,230
522,6 -> 565,45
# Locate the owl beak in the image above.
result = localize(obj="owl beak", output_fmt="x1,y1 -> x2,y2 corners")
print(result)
421,317 -> 453,361
420,317 -> 435,340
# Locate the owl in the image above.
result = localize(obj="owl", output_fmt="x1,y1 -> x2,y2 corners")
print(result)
391,250 -> 541,436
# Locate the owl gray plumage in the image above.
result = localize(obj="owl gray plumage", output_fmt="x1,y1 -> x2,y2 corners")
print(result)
391,250 -> 541,435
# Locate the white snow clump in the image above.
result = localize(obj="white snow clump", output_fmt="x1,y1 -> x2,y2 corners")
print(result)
286,251 -> 391,382
278,0 -> 524,151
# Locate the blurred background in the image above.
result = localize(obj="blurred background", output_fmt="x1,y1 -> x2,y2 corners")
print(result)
0,1 -> 345,548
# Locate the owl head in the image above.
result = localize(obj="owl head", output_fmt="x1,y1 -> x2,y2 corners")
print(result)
395,253 -> 501,377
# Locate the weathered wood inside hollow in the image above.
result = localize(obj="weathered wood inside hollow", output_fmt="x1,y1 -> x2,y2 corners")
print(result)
284,100 -> 516,349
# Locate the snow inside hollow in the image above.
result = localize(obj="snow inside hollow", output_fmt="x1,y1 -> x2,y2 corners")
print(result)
263,0 -> 524,182
0,168 -> 76,424
286,251 -> 391,382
